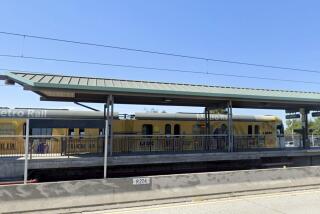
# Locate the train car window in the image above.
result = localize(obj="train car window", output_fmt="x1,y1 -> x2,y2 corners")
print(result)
248,125 -> 253,135
277,124 -> 284,135
68,128 -> 75,137
99,129 -> 104,136
165,124 -> 171,135
254,125 -> 260,135
174,124 -> 181,135
79,128 -> 85,138
142,124 -> 153,135
22,124 -> 52,136
46,128 -> 52,136
31,128 -> 41,135
30,128 -> 52,136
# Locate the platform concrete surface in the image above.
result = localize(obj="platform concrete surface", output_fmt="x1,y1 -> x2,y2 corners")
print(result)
3,149 -> 320,179
89,188 -> 320,214
2,166 -> 320,213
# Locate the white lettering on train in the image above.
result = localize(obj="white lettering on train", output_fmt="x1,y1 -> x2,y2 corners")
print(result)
0,110 -> 47,118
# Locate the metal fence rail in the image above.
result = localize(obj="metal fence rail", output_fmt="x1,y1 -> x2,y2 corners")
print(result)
0,136 -> 24,157
63,136 -> 104,156
309,135 -> 320,147
233,135 -> 266,152
283,135 -> 302,148
112,135 -> 229,155
0,135 -> 105,158
0,134 -> 315,158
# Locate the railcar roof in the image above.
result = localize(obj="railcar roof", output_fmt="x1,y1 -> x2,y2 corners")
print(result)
0,108 -> 280,121
0,108 -> 118,119
134,112 -> 281,122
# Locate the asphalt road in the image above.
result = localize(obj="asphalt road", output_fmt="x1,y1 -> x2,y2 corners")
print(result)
86,188 -> 320,214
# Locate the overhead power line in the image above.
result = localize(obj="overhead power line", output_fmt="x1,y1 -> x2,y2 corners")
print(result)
0,54 -> 320,85
0,31 -> 319,74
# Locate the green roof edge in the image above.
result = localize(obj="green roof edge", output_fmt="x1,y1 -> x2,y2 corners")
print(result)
32,81 -> 320,103
4,71 -> 320,104
6,72 -> 35,86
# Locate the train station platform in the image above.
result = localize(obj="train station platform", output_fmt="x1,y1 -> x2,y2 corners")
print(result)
3,71 -> 320,184
2,149 -> 320,179
1,166 -> 320,213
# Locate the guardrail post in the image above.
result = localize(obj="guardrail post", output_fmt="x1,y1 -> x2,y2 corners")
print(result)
24,119 -> 30,184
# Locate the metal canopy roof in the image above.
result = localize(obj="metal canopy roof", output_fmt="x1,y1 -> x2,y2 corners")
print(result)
2,71 -> 320,110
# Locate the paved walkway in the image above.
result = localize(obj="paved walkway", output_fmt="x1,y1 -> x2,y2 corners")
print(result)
86,188 -> 320,214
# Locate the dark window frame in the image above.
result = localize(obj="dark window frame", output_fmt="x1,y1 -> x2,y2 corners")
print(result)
30,128 -> 52,136
248,125 -> 253,135
174,124 -> 181,135
142,124 -> 153,135
254,125 -> 260,135
79,128 -> 85,138
165,124 -> 171,135
68,128 -> 75,137
99,128 -> 104,136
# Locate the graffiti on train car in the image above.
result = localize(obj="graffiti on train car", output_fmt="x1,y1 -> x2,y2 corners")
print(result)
67,139 -> 103,151
139,140 -> 154,146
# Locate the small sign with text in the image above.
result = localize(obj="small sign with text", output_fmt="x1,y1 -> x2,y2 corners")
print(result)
133,177 -> 151,185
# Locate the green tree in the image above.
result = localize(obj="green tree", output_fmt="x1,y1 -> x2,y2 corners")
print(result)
285,119 -> 301,135
285,118 -> 319,135
310,118 -> 320,135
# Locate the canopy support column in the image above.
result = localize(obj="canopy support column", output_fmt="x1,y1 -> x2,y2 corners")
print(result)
24,119 -> 30,184
300,108 -> 310,149
227,100 -> 234,152
103,96 -> 111,179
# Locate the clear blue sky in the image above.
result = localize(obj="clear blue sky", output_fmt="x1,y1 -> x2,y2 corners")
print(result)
0,0 -> 319,119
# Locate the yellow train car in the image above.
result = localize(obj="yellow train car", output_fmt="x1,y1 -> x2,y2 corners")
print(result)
0,118 -> 25,154
0,109 -> 284,155
111,113 -> 283,153
0,108 -> 107,155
